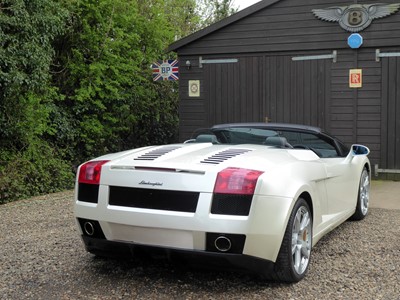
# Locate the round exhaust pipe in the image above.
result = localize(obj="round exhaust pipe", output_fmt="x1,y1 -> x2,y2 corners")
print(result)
83,221 -> 95,236
214,236 -> 232,252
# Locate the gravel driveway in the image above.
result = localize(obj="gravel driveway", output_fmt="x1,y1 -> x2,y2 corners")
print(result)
1,190 -> 399,300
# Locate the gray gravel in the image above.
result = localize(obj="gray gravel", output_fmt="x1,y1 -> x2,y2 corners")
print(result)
0,191 -> 399,300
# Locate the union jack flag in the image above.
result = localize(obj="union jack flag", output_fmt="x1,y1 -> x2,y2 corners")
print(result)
152,60 -> 179,81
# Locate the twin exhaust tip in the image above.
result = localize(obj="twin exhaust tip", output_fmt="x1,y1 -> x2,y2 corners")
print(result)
214,236 -> 232,252
79,218 -> 106,239
83,221 -> 233,253
83,221 -> 95,236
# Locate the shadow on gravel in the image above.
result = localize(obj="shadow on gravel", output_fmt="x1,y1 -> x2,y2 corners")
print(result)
77,215 -> 374,295
87,254 -> 286,291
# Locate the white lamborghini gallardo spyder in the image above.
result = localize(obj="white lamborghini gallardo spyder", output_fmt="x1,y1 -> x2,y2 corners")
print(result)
74,123 -> 371,282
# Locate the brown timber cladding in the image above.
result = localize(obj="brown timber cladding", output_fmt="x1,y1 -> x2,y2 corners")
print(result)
174,0 -> 400,172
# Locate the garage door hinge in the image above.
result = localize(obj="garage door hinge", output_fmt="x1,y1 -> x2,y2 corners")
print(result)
375,49 -> 400,62
199,56 -> 238,68
292,51 -> 337,63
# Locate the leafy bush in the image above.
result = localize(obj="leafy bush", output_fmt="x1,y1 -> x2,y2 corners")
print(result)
0,140 -> 74,204
0,0 -> 71,203
0,0 -> 237,203
51,0 -> 181,163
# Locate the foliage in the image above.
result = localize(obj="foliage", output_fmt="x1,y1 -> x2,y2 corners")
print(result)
0,0 -> 67,146
0,0 -> 237,203
0,140 -> 74,204
0,0 -> 71,203
51,0 -> 182,164
197,0 -> 238,27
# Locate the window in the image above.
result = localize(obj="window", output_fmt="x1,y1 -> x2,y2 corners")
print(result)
211,126 -> 344,158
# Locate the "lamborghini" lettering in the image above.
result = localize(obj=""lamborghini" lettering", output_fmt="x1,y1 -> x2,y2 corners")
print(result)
139,180 -> 163,186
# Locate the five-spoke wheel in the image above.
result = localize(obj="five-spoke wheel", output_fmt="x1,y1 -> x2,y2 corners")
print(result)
291,205 -> 312,275
272,198 -> 312,282
351,168 -> 370,220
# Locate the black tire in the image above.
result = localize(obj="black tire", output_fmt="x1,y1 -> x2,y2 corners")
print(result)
350,168 -> 370,221
271,198 -> 312,282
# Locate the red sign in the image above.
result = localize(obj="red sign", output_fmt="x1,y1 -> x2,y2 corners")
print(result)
349,69 -> 362,88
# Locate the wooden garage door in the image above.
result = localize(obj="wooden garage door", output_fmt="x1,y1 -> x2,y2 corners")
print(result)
204,53 -> 332,129
381,52 -> 400,170
205,56 -> 264,125
329,48 -> 382,166
266,54 -> 331,130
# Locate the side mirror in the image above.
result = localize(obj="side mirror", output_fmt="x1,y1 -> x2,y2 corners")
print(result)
352,144 -> 370,156
184,139 -> 196,144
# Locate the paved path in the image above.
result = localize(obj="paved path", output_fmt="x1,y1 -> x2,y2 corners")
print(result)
370,180 -> 400,210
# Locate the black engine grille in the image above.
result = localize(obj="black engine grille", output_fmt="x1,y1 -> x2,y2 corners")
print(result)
109,186 -> 199,213
211,194 -> 253,216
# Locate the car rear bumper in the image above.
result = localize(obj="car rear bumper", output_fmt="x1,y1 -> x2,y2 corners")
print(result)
75,187 -> 294,262
81,235 -> 275,276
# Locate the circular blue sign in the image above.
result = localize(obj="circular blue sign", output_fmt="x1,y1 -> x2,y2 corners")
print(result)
348,33 -> 363,49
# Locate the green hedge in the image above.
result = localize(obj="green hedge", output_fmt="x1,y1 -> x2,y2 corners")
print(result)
0,0 -> 236,203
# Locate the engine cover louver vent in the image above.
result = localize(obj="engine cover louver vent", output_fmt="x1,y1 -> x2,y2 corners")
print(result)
201,149 -> 251,165
134,146 -> 181,161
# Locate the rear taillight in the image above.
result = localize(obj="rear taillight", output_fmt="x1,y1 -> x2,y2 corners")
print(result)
213,167 -> 264,195
78,160 -> 109,185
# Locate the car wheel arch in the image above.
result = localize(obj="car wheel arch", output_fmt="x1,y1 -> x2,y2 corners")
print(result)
299,191 -> 313,222
364,162 -> 371,176
283,188 -> 315,230
277,190 -> 314,253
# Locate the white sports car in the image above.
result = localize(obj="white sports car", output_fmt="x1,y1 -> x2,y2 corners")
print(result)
74,123 -> 371,282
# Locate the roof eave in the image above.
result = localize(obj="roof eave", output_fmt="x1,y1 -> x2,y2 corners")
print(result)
167,0 -> 282,53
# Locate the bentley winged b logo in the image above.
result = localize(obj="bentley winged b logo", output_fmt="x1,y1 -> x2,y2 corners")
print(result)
312,3 -> 400,32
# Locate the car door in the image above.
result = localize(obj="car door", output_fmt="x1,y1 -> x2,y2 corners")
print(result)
320,157 -> 358,216
294,132 -> 357,217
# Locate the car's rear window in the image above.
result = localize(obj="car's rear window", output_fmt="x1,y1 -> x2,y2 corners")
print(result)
208,127 -> 344,158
